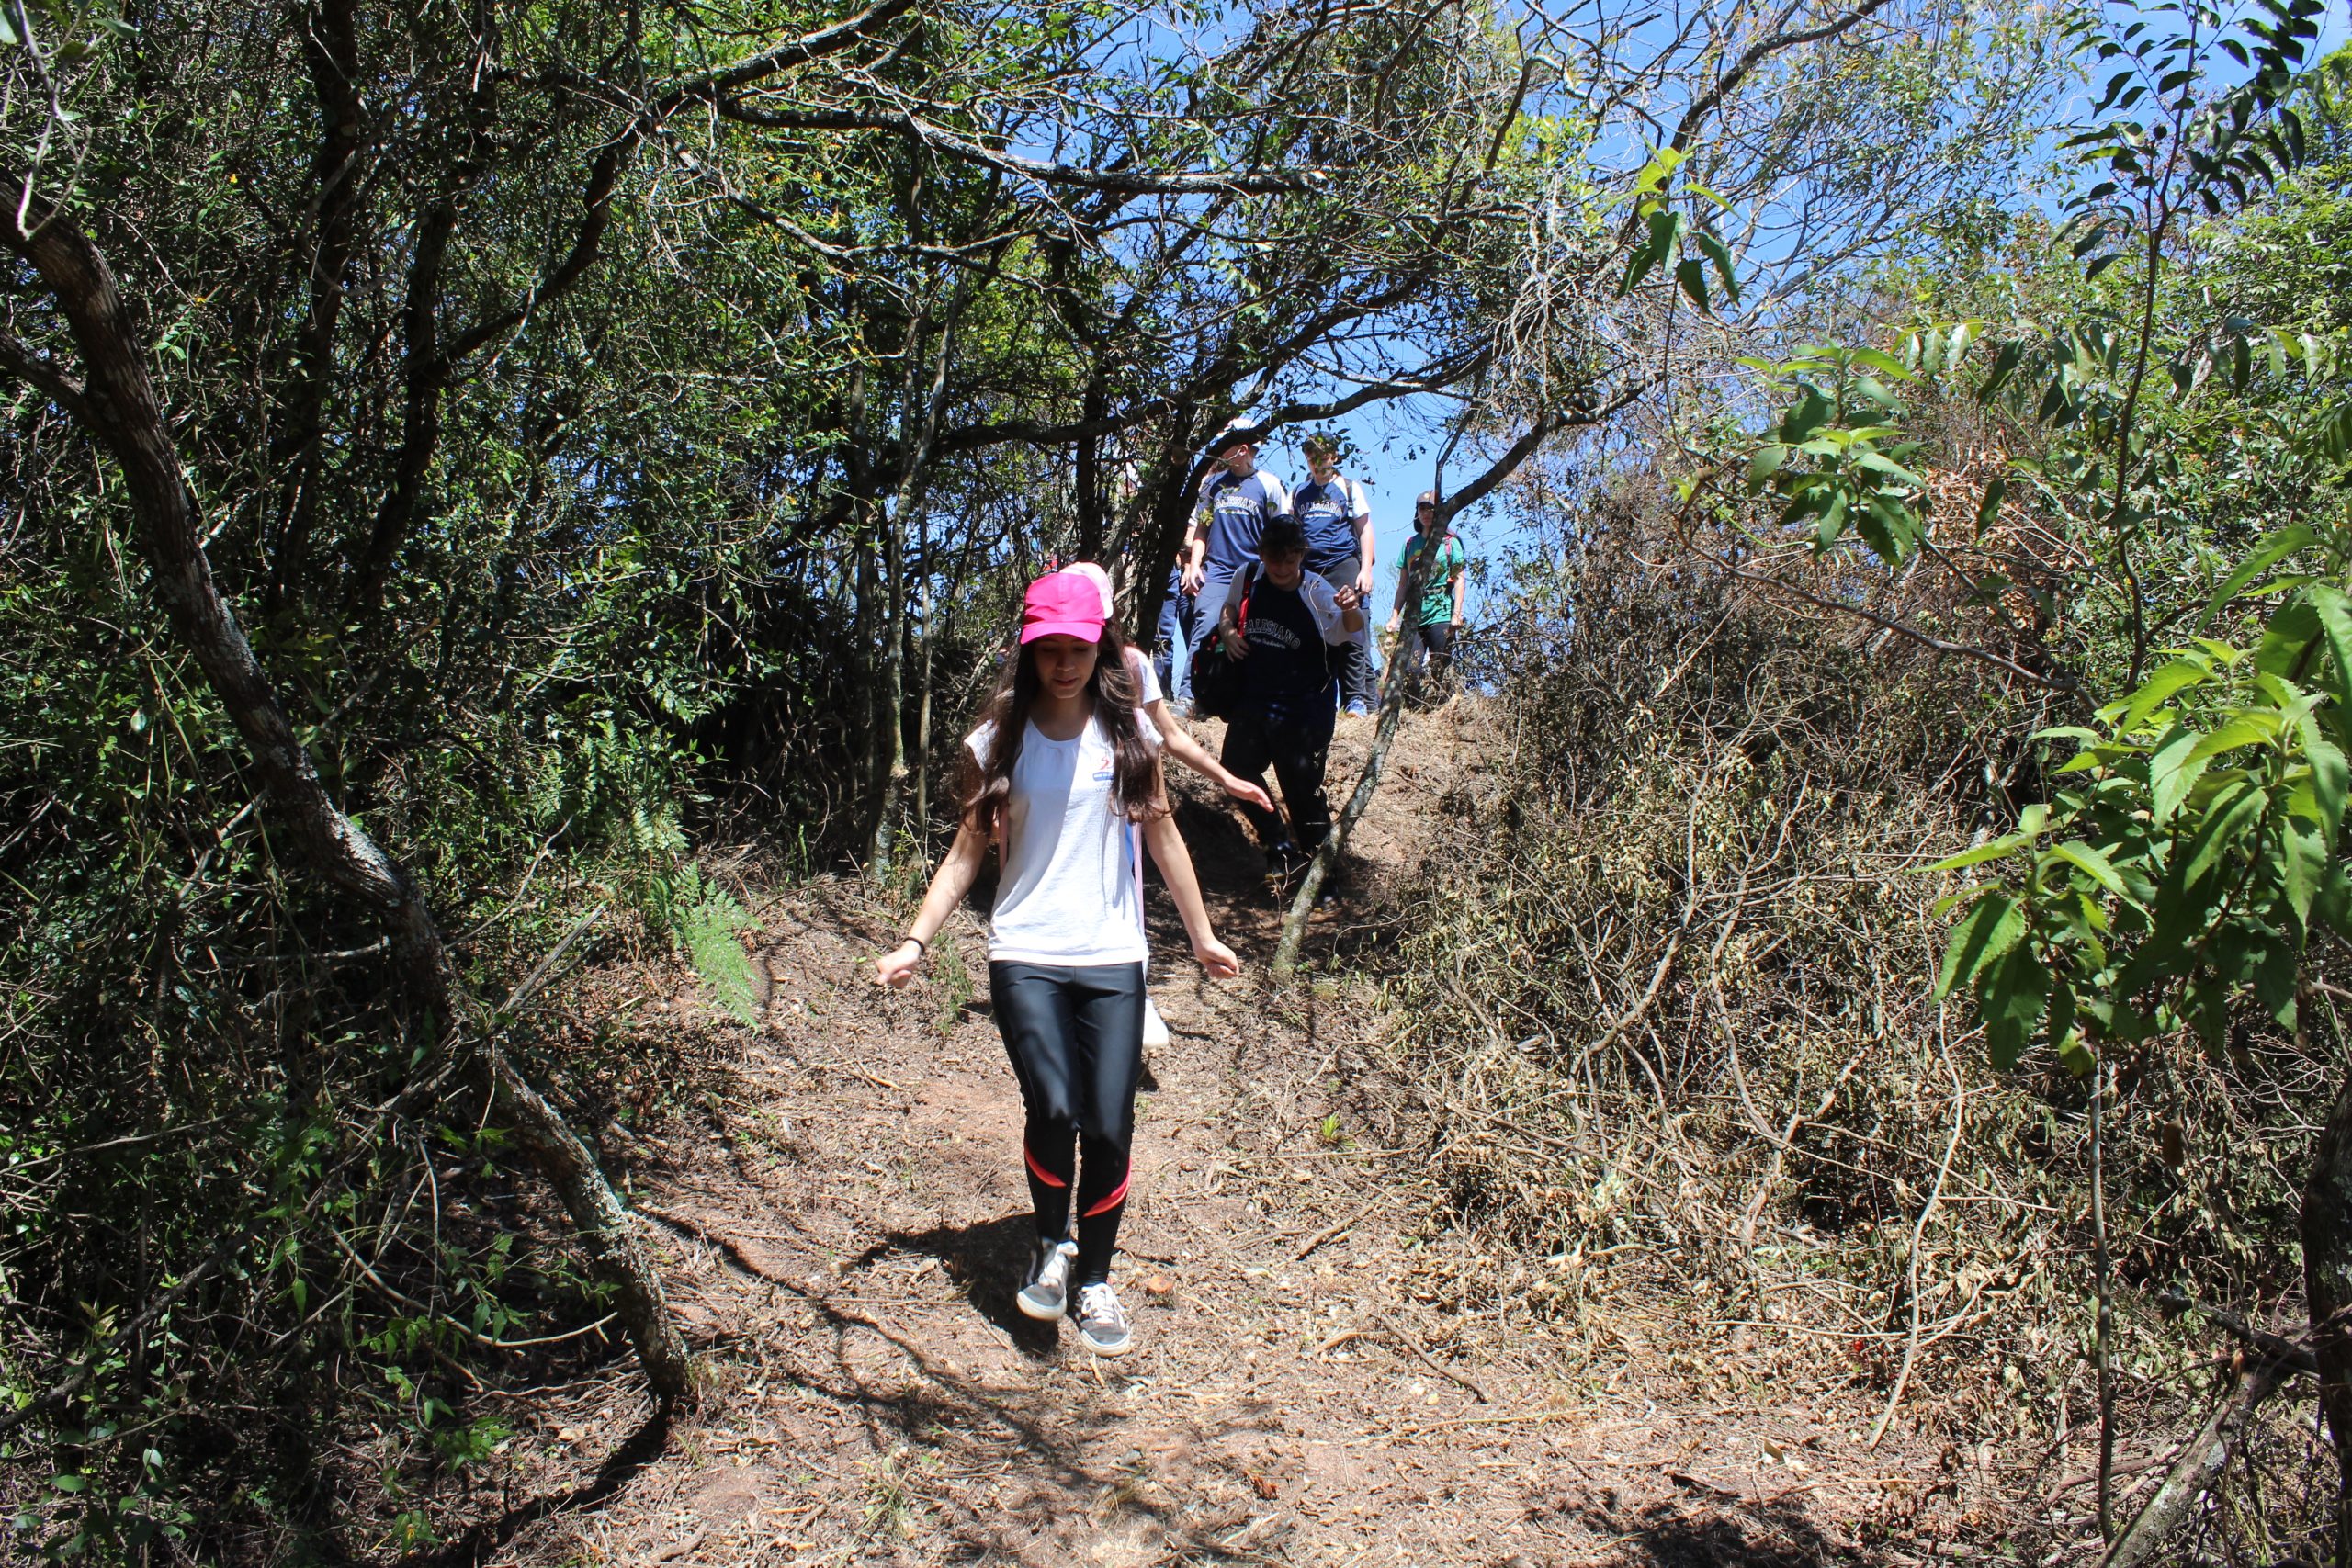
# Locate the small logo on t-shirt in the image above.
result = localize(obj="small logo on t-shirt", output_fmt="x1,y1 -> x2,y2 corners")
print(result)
1091,767 -> 1114,783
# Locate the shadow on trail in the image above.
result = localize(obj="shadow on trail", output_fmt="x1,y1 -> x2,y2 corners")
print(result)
394,1403 -> 673,1568
855,1211 -> 1066,1351
1583,1498 -> 1871,1567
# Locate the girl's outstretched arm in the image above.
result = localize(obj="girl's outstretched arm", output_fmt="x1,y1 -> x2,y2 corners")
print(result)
1148,695 -> 1273,813
1138,769 -> 1239,979
875,818 -> 989,987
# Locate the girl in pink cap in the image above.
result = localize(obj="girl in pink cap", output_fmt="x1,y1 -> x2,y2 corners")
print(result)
876,570 -> 1238,1355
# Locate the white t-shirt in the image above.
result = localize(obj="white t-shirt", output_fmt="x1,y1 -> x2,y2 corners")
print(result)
1127,644 -> 1163,705
965,708 -> 1163,966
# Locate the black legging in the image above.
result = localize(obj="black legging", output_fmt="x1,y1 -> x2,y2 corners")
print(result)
989,961 -> 1146,1285
1220,702 -> 1337,853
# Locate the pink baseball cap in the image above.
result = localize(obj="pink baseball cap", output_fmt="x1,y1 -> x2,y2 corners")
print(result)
1061,562 -> 1116,621
1019,570 -> 1106,644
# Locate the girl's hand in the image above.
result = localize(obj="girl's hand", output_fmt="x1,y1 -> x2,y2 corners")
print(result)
1221,626 -> 1249,660
875,939 -> 924,988
1220,772 -> 1274,813
1192,934 -> 1240,979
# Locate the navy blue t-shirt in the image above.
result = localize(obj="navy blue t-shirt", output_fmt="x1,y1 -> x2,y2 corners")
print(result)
1291,473 -> 1370,573
1198,470 -> 1293,572
1234,569 -> 1348,716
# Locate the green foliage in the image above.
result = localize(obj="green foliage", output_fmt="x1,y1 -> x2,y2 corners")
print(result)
1929,602 -> 2352,1066
1734,344 -> 1935,561
1902,0 -> 2350,1077
668,864 -> 762,1030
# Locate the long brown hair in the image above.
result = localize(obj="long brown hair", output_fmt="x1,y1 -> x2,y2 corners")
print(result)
957,622 -> 1166,829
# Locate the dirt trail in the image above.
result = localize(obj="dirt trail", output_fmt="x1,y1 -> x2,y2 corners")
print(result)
479,703 -> 1962,1567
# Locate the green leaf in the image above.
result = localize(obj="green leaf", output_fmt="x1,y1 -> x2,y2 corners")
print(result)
1813,489 -> 1849,548
1937,893 -> 2026,998
2283,811 -> 2328,925
1747,443 -> 1788,487
1980,341 -> 2027,402
2296,711 -> 2348,836
2307,583 -> 2352,714
2256,937 -> 2299,1030
1675,256 -> 1711,313
2149,724 -> 2210,824
1854,450 -> 1926,488
1779,384 -> 1833,443
1923,835 -> 2033,873
1979,943 -> 2050,1071
1849,347 -> 1918,381
2043,840 -> 2132,900
2255,598 -> 2322,678
2185,711 -> 2282,762
2044,970 -> 2075,1055
2199,525 -> 2318,626
2106,657 -> 2212,732
2180,782 -> 2268,890
1620,207 -> 1683,296
1695,231 -> 1739,305
1975,474 -> 2007,534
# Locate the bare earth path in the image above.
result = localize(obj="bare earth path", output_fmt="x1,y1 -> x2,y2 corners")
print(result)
476,705 -> 1971,1567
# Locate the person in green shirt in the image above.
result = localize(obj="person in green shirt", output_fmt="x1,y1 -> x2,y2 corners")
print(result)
1385,491 -> 1466,696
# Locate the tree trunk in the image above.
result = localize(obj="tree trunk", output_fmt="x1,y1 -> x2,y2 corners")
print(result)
1126,409 -> 1212,645
2305,1067 -> 2352,1562
3,175 -> 693,1407
868,502 -> 908,874
1075,378 -> 1107,562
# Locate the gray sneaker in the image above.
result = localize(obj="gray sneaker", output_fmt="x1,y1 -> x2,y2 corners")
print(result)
1075,1282 -> 1133,1356
1017,1239 -> 1077,1322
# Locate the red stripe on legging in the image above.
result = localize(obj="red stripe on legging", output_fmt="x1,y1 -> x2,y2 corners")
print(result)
1081,1176 -> 1129,1218
1023,1145 -> 1069,1188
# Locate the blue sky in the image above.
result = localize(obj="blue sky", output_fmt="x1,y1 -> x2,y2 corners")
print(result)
1234,0 -> 2352,625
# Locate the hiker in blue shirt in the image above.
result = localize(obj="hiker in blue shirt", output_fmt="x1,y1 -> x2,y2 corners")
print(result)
1212,516 -> 1364,879
1182,428 -> 1291,682
1290,434 -> 1378,716
1153,550 -> 1197,710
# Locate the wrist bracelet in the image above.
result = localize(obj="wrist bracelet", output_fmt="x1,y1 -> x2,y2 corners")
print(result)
899,935 -> 926,953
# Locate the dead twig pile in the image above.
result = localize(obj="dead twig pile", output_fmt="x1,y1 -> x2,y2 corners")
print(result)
1355,534 -> 2337,1558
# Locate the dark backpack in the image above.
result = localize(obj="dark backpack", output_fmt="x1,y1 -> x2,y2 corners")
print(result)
1188,567 -> 1257,720
1192,566 -> 1337,717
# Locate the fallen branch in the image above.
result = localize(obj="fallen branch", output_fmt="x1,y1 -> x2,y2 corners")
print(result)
2103,1353 -> 2297,1568
1868,1032 -> 1966,1450
1374,1314 -> 1493,1404
1290,1201 -> 1380,1262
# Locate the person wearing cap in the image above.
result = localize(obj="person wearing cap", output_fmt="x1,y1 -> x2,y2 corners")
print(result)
1056,563 -> 1272,1048
1182,428 -> 1292,681
877,571 -> 1238,1357
1213,515 -> 1365,879
1386,491 -> 1468,698
1290,434 -> 1379,716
